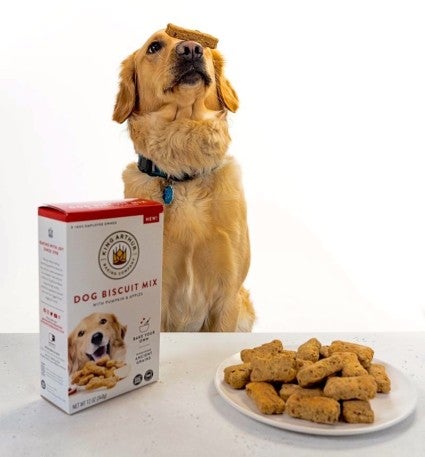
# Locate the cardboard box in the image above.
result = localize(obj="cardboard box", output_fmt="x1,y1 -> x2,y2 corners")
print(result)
38,199 -> 163,413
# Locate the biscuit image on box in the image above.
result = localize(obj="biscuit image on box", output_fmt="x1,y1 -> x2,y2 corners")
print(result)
70,356 -> 128,391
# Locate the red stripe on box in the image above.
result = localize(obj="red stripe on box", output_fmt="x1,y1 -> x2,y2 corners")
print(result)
38,199 -> 163,222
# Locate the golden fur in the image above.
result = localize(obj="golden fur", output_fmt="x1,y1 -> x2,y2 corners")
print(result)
68,313 -> 127,375
113,29 -> 255,332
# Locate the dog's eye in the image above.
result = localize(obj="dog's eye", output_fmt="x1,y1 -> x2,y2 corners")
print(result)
100,318 -> 107,325
147,41 -> 163,55
78,330 -> 85,337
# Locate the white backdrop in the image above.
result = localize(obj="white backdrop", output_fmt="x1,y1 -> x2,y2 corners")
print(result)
1,0 -> 424,332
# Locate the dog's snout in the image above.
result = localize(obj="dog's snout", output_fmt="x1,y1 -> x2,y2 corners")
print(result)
91,332 -> 103,346
176,41 -> 204,61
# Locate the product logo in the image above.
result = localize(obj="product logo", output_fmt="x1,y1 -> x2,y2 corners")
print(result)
133,374 -> 143,386
98,231 -> 140,279
144,369 -> 154,382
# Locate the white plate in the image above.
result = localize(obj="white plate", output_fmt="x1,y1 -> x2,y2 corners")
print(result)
215,353 -> 417,436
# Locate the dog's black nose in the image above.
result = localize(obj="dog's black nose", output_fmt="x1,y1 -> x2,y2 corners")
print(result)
176,41 -> 203,61
91,332 -> 103,346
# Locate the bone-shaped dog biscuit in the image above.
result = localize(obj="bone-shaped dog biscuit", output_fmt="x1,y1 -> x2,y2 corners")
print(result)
296,337 -> 321,362
368,363 -> 391,393
342,400 -> 375,423
224,363 -> 252,389
286,394 -> 340,424
240,339 -> 283,363
296,354 -> 344,387
246,382 -> 285,415
250,353 -> 297,383
328,340 -> 374,368
324,374 -> 378,401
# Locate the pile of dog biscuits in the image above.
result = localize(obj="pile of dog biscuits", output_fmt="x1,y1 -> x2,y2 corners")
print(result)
223,338 -> 391,424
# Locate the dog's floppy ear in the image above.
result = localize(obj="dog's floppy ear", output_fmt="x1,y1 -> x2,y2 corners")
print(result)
110,313 -> 127,343
212,49 -> 239,113
113,52 -> 137,123
120,324 -> 127,340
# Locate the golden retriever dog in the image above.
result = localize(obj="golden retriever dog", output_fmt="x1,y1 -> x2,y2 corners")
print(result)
113,26 -> 255,332
68,313 -> 127,375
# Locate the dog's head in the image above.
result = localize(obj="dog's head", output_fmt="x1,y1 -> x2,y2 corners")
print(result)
68,313 -> 127,374
112,28 -> 238,123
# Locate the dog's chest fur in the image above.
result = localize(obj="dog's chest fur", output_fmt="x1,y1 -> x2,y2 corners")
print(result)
123,157 -> 247,331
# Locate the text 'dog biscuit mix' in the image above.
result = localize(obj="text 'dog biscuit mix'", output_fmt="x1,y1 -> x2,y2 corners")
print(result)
38,199 -> 163,414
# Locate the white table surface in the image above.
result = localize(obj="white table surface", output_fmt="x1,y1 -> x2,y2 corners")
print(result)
1,332 -> 424,457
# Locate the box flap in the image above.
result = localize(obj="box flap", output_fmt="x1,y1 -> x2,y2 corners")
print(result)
38,199 -> 163,222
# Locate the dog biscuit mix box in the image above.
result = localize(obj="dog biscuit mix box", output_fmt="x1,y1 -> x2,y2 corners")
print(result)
38,199 -> 163,414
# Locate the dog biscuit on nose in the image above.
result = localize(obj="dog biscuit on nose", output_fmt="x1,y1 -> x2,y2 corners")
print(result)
165,23 -> 219,49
